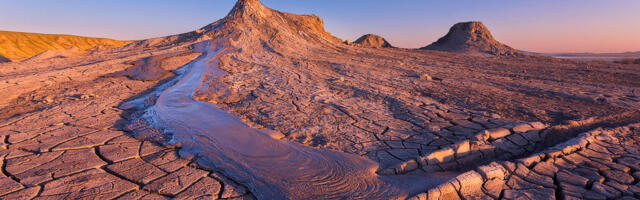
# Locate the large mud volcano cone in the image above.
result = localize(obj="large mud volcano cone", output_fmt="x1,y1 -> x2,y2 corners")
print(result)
422,21 -> 519,56
354,34 -> 393,48
197,0 -> 343,48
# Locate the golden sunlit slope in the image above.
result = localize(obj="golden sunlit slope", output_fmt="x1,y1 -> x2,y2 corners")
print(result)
0,30 -> 131,61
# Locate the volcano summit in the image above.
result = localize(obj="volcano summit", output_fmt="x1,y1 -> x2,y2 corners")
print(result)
1,0 -> 640,199
354,34 -> 394,48
421,21 -> 519,56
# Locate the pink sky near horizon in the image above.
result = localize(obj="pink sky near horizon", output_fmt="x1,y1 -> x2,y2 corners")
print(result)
489,16 -> 640,53
0,0 -> 639,53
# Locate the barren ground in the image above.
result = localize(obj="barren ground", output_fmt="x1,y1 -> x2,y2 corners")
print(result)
1,0 -> 640,199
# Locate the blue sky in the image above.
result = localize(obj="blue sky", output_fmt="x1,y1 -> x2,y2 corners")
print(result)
1,0 -> 639,53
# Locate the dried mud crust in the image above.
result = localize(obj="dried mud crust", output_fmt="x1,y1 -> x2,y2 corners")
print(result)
204,37 -> 640,170
2,0 -> 640,199
0,47 -> 254,199
409,123 -> 640,200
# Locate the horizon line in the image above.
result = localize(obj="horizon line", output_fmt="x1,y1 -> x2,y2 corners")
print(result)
1,28 -> 638,55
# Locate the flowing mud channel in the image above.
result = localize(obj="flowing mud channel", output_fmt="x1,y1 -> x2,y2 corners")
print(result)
141,42 -> 457,199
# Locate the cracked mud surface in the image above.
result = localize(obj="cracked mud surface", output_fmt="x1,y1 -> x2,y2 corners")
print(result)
2,0 -> 640,199
0,43 -> 253,199
411,123 -> 640,200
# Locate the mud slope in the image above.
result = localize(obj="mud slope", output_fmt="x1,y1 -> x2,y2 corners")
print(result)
135,40 -> 452,199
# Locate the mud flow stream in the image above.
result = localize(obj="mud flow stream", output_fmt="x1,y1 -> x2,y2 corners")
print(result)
148,42 -> 456,199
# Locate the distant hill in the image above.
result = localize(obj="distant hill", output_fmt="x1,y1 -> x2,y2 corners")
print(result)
524,51 -> 640,61
353,34 -> 393,48
421,21 -> 519,56
546,51 -> 640,57
0,31 -> 131,61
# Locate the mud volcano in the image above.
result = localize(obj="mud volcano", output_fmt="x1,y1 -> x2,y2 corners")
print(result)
422,21 -> 519,56
2,0 -> 640,199
354,34 -> 393,48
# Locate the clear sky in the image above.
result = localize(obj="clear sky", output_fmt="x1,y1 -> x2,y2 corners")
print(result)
1,0 -> 639,53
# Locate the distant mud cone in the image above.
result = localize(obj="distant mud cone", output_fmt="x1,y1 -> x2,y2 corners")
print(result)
354,34 -> 393,48
127,0 -> 343,50
421,21 -> 519,56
